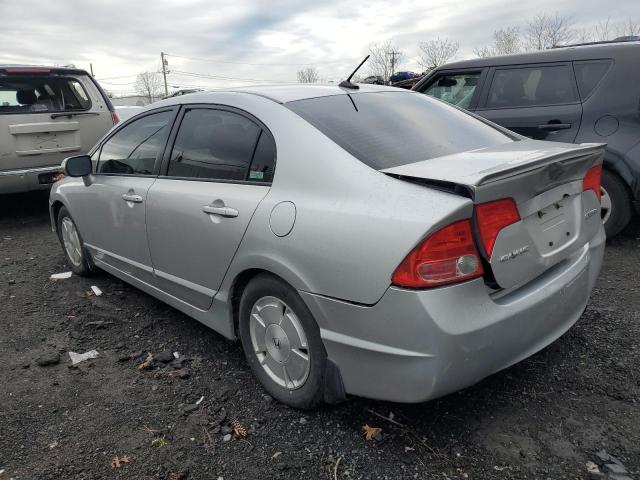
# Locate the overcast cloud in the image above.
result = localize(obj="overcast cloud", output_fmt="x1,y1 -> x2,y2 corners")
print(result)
0,0 -> 638,94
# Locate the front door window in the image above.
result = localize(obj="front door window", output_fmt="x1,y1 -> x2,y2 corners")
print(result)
423,72 -> 481,109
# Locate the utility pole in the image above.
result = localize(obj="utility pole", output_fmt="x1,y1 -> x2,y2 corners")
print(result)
389,50 -> 400,83
160,52 -> 169,96
89,63 -> 94,76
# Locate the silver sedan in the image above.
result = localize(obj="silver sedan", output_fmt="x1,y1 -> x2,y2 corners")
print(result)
50,84 -> 605,408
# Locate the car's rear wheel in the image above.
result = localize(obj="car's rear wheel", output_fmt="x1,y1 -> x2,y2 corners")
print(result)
239,273 -> 326,409
600,169 -> 632,238
56,207 -> 93,276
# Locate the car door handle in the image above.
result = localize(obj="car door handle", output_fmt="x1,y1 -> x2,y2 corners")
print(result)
122,193 -> 143,203
202,205 -> 238,218
538,123 -> 572,131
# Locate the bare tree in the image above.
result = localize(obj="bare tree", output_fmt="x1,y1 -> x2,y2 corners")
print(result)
473,46 -> 494,58
594,17 -> 613,41
525,12 -> 574,50
616,18 -> 640,37
418,37 -> 459,69
494,27 -> 522,54
135,72 -> 163,103
297,67 -> 319,83
368,41 -> 403,83
474,27 -> 521,57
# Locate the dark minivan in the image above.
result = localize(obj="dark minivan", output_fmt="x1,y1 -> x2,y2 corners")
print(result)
413,40 -> 640,237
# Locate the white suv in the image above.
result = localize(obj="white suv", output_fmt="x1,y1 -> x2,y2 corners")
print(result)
0,65 -> 118,194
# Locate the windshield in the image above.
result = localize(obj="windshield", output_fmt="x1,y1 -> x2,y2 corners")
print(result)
0,76 -> 91,114
286,91 -> 513,170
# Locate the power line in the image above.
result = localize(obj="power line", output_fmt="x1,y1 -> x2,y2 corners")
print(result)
165,53 -> 350,67
99,80 -> 138,85
95,74 -> 137,81
170,70 -> 291,83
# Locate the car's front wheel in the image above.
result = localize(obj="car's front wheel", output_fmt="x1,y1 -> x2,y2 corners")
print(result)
600,169 -> 632,238
239,273 -> 327,409
56,206 -> 93,276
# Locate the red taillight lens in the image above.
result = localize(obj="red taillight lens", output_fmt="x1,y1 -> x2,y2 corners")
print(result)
111,110 -> 121,125
582,164 -> 602,203
392,219 -> 484,288
475,198 -> 520,257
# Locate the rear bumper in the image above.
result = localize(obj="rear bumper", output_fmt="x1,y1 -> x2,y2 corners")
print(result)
0,165 -> 62,194
301,227 -> 605,403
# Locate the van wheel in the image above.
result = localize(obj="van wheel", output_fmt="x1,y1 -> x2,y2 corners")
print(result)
601,169 -> 632,238
56,207 -> 93,276
239,273 -> 326,409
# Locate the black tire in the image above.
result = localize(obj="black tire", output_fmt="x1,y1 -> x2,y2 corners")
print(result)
56,206 -> 94,276
601,169 -> 632,238
239,273 -> 327,409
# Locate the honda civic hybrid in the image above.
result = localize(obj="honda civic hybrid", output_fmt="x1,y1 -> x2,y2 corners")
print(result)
50,84 -> 605,408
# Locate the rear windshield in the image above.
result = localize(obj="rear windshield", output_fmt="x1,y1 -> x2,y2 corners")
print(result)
0,76 -> 91,114
286,91 -> 512,170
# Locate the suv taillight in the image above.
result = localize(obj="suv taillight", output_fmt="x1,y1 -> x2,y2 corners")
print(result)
475,198 -> 520,257
111,110 -> 121,125
582,164 -> 602,203
392,219 -> 484,288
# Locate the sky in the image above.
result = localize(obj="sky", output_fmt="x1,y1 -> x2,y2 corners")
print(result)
0,0 -> 638,96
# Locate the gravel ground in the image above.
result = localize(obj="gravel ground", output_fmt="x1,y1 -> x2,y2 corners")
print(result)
1,192 -> 638,480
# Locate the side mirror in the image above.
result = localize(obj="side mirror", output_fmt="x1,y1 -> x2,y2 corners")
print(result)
63,155 -> 92,177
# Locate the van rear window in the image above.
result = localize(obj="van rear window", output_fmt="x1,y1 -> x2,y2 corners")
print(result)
0,76 -> 91,114
286,91 -> 512,170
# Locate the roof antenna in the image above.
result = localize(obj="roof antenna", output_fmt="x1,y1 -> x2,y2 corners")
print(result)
339,55 -> 370,90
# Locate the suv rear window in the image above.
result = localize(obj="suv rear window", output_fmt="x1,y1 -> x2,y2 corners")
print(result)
286,91 -> 512,170
0,76 -> 91,114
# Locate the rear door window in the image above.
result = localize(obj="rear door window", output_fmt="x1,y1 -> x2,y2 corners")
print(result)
485,65 -> 578,108
97,110 -> 173,175
286,91 -> 512,170
422,72 -> 482,109
573,60 -> 612,100
167,108 -> 264,182
0,76 -> 91,114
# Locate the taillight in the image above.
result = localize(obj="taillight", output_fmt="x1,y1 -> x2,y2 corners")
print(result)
475,198 -> 520,257
582,164 -> 602,203
111,110 -> 121,125
392,219 -> 484,288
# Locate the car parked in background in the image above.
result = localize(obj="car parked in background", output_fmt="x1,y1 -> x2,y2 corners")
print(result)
50,85 -> 604,408
361,75 -> 385,85
115,105 -> 144,121
390,71 -> 418,83
0,65 -> 118,194
162,88 -> 205,99
413,40 -> 640,237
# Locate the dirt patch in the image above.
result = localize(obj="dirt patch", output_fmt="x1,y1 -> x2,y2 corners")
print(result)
1,192 -> 638,479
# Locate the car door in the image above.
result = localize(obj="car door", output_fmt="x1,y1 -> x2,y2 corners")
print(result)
145,105 -> 276,310
69,108 -> 176,284
475,63 -> 582,142
418,69 -> 487,110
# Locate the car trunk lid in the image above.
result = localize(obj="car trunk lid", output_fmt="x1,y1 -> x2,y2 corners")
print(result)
382,139 -> 604,289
